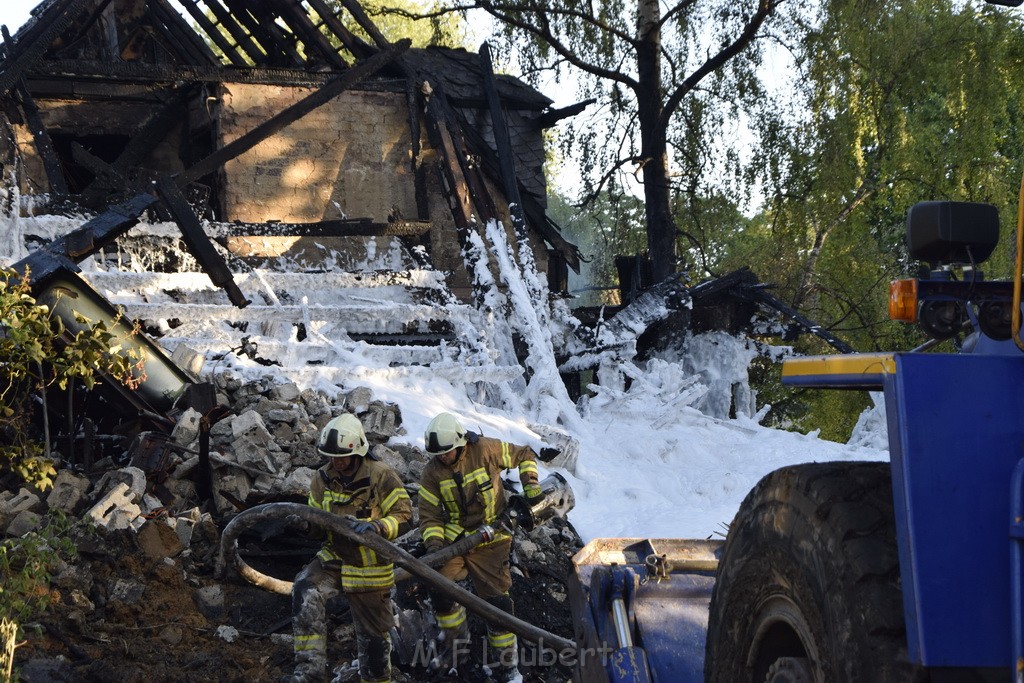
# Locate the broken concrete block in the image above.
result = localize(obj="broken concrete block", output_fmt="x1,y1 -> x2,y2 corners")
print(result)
229,436 -> 278,474
173,408 -> 202,446
363,401 -> 401,439
210,418 -> 234,438
270,382 -> 301,403
264,408 -> 301,424
231,410 -> 272,446
46,470 -> 91,513
86,483 -> 143,531
173,516 -> 196,548
171,344 -> 206,378
273,422 -> 296,442
172,455 -> 200,479
6,510 -> 42,537
93,466 -> 146,501
344,387 -> 373,414
212,470 -> 252,513
301,389 -> 331,419
2,488 -> 43,517
281,467 -> 315,495
194,585 -> 225,621
137,519 -> 185,561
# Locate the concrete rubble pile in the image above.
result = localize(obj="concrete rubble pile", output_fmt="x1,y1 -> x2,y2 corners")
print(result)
2,376 -> 582,683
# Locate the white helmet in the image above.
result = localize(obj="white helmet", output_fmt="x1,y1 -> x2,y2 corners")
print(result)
423,412 -> 467,455
318,414 -> 368,457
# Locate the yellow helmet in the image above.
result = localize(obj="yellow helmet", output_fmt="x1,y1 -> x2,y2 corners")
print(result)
423,412 -> 467,455
318,414 -> 368,457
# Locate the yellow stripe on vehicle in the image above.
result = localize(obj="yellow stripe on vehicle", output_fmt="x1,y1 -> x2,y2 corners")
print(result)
781,353 -> 896,390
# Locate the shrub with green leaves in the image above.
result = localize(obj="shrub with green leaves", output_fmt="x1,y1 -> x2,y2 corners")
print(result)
0,268 -> 146,488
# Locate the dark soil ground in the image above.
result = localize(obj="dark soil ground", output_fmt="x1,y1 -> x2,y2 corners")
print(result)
11,516 -> 580,683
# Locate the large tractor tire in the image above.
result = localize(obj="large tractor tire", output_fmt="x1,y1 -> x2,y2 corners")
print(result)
705,462 -> 923,683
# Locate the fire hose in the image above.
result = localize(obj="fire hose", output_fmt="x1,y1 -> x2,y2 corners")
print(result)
216,474 -> 576,651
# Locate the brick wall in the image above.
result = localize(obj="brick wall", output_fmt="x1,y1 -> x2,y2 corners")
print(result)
218,84 -> 418,224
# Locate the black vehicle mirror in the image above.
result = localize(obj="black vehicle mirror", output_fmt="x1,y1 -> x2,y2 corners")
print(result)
906,201 -> 999,268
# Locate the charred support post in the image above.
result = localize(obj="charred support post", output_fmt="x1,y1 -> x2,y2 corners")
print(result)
155,174 -> 250,308
480,43 -> 528,242
176,40 -> 409,186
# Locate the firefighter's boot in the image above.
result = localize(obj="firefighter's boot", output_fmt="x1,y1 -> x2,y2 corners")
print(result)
356,630 -> 392,683
484,595 -> 519,683
432,603 -> 471,672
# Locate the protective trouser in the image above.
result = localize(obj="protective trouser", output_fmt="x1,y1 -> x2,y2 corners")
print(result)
291,558 -> 393,683
484,594 -> 518,682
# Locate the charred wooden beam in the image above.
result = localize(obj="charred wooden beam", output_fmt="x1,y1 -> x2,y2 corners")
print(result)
329,0 -> 390,49
175,0 -> 248,67
26,59 -> 368,87
0,0 -> 96,96
304,0 -> 376,60
480,43 -> 527,240
220,0 -> 287,65
451,105 -> 582,272
12,193 -> 158,285
156,174 -> 250,309
420,85 -> 482,241
9,64 -> 68,195
228,0 -> 305,67
80,84 -> 198,206
71,141 -> 123,187
209,218 -> 431,238
533,99 -> 595,129
405,78 -> 429,220
149,0 -> 221,66
274,0 -> 350,71
177,40 -> 409,186
199,0 -> 269,66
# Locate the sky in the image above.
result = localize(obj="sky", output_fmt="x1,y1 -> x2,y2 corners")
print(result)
0,1 -> 37,34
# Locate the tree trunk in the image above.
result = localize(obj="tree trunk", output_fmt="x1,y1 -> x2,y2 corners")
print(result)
637,0 -> 676,282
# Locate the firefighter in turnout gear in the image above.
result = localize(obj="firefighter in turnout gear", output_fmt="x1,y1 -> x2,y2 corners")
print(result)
418,412 -> 542,683
289,414 -> 412,683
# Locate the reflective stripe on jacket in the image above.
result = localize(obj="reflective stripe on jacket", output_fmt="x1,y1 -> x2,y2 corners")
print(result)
309,458 -> 412,591
418,435 -> 538,545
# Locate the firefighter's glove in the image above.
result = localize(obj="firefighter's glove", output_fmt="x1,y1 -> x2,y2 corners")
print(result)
524,484 -> 545,505
538,447 -> 560,462
425,538 -> 445,554
349,519 -> 380,535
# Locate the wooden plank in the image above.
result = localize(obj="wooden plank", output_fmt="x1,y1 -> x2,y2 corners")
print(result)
304,0 -> 375,60
175,0 -> 248,66
176,39 -> 409,185
480,43 -> 527,240
8,57 -> 69,195
149,0 -> 221,66
200,0 -> 268,65
12,193 -> 159,286
275,0 -> 350,71
330,0 -> 390,49
226,0 -> 305,67
421,88 -> 476,239
156,174 -> 250,308
0,0 -> 95,96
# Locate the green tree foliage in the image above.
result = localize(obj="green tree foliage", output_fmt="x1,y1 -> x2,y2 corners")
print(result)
389,0 -> 788,282
0,270 -> 146,488
730,0 -> 1024,436
548,187 -> 647,306
351,0 -> 468,47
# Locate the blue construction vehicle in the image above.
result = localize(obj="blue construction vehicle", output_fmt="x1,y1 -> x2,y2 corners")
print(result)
568,3 -> 1024,680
